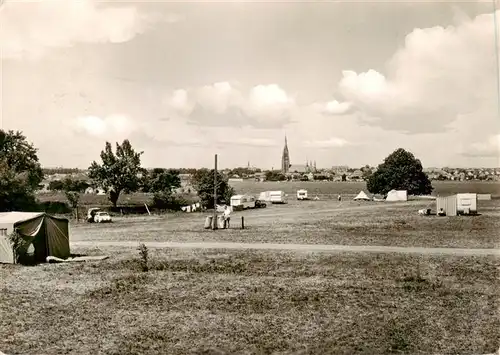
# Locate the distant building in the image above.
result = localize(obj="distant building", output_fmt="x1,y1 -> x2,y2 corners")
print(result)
348,169 -> 363,180
254,172 -> 266,182
331,166 -> 349,175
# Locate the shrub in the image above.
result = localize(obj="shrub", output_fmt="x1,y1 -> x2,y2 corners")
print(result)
151,192 -> 192,211
137,243 -> 149,272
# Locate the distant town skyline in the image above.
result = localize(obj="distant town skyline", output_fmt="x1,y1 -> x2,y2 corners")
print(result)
1,1 -> 499,169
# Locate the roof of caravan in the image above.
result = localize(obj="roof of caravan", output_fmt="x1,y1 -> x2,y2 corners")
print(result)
0,212 -> 45,225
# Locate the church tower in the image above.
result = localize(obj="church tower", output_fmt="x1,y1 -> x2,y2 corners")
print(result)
281,135 -> 290,174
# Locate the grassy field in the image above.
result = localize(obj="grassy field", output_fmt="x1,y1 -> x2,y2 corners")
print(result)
36,181 -> 500,208
4,182 -> 497,354
230,180 -> 500,198
70,198 -> 500,249
1,248 -> 499,354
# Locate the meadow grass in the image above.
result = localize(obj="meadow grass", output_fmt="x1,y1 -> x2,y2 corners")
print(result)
1,248 -> 498,354
70,199 -> 500,249
36,181 -> 500,208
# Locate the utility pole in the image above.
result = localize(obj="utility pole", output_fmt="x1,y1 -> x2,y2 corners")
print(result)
213,154 -> 218,230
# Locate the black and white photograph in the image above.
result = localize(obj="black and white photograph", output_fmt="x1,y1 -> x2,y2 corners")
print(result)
0,0 -> 499,354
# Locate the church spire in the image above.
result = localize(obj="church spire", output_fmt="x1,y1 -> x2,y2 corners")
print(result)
281,134 -> 290,174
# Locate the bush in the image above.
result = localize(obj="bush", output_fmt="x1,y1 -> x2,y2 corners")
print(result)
137,243 -> 149,272
151,192 -> 190,211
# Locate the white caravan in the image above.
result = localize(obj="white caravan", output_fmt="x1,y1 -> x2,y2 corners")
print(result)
269,191 -> 287,204
230,194 -> 256,209
258,191 -> 271,202
297,189 -> 309,200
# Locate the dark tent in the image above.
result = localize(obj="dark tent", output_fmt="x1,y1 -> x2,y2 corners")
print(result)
0,212 -> 70,264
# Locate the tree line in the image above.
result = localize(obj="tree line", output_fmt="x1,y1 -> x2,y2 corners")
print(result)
0,128 -> 433,214
0,130 -> 234,213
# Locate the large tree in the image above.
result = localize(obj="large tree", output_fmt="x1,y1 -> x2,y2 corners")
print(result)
190,169 -> 235,209
88,140 -> 144,207
367,148 -> 433,196
0,130 -> 43,211
142,168 -> 181,194
142,168 -> 182,209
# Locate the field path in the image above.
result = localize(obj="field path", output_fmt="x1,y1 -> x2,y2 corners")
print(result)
72,240 -> 500,256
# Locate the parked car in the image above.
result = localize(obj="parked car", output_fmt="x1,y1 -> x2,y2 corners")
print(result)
94,211 -> 112,223
255,200 -> 267,208
86,207 -> 101,223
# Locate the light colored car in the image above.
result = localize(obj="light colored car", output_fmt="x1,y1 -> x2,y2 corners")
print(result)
94,211 -> 112,223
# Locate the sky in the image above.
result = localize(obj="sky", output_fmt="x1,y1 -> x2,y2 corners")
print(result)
1,0 -> 500,169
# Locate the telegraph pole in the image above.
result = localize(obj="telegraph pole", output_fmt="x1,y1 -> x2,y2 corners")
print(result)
213,154 -> 218,230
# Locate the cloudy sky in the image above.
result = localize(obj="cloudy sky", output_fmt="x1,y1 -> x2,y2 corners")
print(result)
1,0 -> 499,169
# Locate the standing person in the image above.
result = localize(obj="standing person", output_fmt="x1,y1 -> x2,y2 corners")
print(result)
338,194 -> 342,201
223,205 -> 231,228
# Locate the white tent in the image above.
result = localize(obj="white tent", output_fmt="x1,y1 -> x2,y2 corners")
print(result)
353,191 -> 371,201
386,190 -> 408,202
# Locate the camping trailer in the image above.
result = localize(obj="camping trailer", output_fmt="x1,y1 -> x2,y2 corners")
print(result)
269,191 -> 287,204
297,189 -> 309,200
0,212 -> 70,264
230,194 -> 256,209
456,193 -> 477,215
258,191 -> 271,202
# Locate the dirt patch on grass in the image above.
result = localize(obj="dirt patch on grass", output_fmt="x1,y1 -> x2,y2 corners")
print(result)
1,249 -> 499,354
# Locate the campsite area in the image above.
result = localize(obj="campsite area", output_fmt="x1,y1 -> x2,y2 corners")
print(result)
1,182 -> 500,355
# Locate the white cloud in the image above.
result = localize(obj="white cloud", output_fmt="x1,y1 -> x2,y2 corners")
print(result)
243,84 -> 295,122
312,99 -> 353,115
73,114 -> 136,138
0,0 -> 164,60
166,89 -> 195,116
196,82 -> 243,114
462,134 -> 500,158
164,82 -> 296,128
336,10 -> 499,134
302,137 -> 350,149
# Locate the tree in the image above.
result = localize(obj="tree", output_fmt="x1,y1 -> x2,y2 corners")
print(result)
143,168 -> 183,210
366,148 -> 433,196
62,178 -> 89,192
190,169 -> 235,209
265,170 -> 286,181
64,191 -> 80,221
88,140 -> 144,207
48,178 -> 89,192
48,180 -> 65,191
142,168 -> 181,194
0,130 -> 43,211
361,165 -> 373,180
